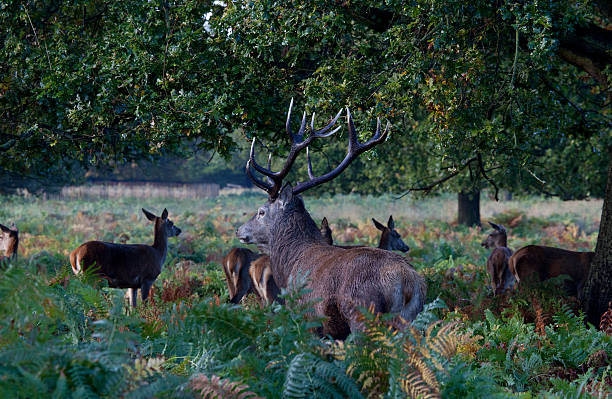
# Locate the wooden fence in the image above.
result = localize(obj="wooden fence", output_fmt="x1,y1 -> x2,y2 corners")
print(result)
58,182 -> 220,200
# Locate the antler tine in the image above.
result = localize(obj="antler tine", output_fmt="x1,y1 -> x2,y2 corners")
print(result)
311,109 -> 343,138
346,108 -> 389,151
293,108 -> 390,196
246,159 -> 275,192
247,101 -> 344,199
249,137 -> 278,178
271,102 -> 342,194
247,137 -> 284,196
306,147 -> 315,180
266,153 -> 274,185
285,98 -> 307,142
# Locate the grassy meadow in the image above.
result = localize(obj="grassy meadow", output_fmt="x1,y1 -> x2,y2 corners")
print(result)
0,191 -> 610,398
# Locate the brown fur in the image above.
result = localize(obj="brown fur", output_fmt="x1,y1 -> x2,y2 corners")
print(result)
69,208 -> 181,306
0,223 -> 18,264
237,190 -> 426,340
227,218 -> 331,305
508,245 -> 594,293
222,247 -> 262,304
481,222 -> 514,295
248,255 -> 284,305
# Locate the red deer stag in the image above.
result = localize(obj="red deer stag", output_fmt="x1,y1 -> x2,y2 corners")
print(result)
508,245 -> 594,294
0,223 -> 18,263
226,218 -> 332,305
70,208 -> 181,306
237,101 -> 426,339
481,222 -> 515,295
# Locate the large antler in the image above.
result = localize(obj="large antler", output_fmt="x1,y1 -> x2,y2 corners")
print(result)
292,108 -> 389,195
246,99 -> 342,198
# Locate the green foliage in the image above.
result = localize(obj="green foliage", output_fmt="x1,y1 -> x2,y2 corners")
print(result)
1,0 -> 608,200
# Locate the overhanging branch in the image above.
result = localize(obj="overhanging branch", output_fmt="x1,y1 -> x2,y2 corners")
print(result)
396,153 -> 501,200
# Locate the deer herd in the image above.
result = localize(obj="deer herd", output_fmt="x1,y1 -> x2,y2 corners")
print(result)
1,102 -> 597,339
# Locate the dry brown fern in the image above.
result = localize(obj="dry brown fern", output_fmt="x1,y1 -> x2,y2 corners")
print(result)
399,321 -> 466,399
401,371 -> 440,399
343,306 -> 466,399
189,374 -> 264,399
533,295 -> 547,337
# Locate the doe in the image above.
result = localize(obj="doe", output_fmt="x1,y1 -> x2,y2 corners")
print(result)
481,222 -> 514,295
70,208 -> 181,306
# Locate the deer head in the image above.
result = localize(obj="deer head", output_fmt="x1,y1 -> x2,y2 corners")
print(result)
373,215 -> 409,252
481,222 -> 507,249
142,208 -> 182,238
0,223 -> 19,259
238,100 -> 388,254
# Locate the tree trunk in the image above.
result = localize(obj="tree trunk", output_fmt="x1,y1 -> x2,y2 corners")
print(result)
458,189 -> 481,227
582,150 -> 612,327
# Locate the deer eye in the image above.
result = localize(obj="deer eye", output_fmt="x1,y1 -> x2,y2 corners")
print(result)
258,209 -> 265,216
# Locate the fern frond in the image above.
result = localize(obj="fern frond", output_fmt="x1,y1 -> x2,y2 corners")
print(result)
407,353 -> 439,393
400,371 -> 440,399
190,374 -> 262,399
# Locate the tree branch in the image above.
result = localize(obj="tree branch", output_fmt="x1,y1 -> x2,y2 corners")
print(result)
396,156 -> 478,199
477,153 -> 499,201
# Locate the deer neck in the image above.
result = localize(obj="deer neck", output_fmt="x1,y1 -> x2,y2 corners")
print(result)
377,231 -> 390,250
152,220 -> 168,265
269,199 -> 326,287
495,235 -> 507,248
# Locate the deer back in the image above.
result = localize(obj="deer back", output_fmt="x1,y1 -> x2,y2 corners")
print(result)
509,245 -> 594,285
71,242 -> 164,288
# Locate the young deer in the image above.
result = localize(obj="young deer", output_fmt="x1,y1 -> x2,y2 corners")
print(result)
226,218 -> 332,305
481,222 -> 515,295
0,223 -> 19,263
238,101 -> 426,339
70,208 -> 181,306
508,245 -> 594,295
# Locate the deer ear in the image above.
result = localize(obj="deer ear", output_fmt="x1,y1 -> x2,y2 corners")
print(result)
161,208 -> 168,220
321,217 -> 329,228
372,218 -> 385,231
0,224 -> 9,233
278,184 -> 293,205
488,221 -> 501,231
387,215 -> 395,229
142,208 -> 157,221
